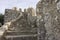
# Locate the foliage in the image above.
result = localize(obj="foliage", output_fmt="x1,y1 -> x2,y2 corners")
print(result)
0,14 -> 4,25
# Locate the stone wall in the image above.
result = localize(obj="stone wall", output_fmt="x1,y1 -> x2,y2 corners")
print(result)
4,7 -> 38,40
36,0 -> 60,40
4,9 -> 20,23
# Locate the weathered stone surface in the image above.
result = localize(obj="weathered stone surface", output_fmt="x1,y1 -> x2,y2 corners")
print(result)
4,9 -> 20,23
36,0 -> 60,40
36,16 -> 46,40
8,13 -> 37,34
3,0 -> 60,40
3,8 -> 38,40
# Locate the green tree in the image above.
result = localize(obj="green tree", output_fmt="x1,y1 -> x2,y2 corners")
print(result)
0,14 -> 4,25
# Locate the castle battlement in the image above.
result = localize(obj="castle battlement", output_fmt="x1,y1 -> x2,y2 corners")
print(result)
4,7 -> 36,23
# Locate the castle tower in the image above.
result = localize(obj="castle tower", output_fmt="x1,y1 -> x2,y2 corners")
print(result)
27,7 -> 35,16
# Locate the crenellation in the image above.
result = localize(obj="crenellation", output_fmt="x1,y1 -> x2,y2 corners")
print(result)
19,8 -> 22,12
12,7 -> 17,11
24,9 -> 27,12
27,7 -> 35,16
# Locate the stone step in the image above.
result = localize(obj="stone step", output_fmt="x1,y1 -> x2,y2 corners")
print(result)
6,31 -> 37,35
5,35 -> 37,40
6,32 -> 37,35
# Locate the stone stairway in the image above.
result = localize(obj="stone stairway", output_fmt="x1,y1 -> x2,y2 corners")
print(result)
4,25 -> 37,40
4,26 -> 37,40
4,30 -> 37,40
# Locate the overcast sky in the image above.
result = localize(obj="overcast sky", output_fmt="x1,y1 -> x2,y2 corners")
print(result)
0,0 -> 39,14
